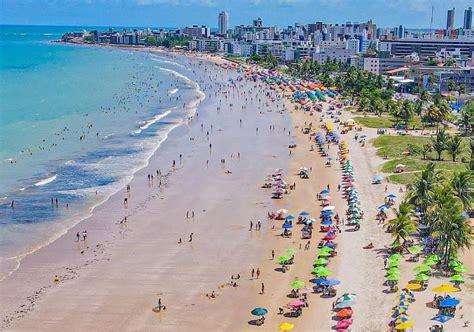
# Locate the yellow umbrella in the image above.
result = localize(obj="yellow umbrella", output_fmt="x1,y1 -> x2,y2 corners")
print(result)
395,321 -> 414,329
405,283 -> 422,290
431,284 -> 460,293
278,322 -> 295,331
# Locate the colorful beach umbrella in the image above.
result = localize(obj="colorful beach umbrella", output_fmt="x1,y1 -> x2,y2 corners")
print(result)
314,258 -> 329,265
395,321 -> 413,329
431,284 -> 460,293
439,297 -> 460,307
287,299 -> 305,307
415,273 -> 429,282
431,315 -> 452,324
407,245 -> 422,254
290,280 -> 305,289
336,308 -> 353,318
387,274 -> 400,281
404,283 -> 422,290
413,265 -> 431,273
450,274 -> 465,283
251,308 -> 268,316
278,255 -> 290,263
453,265 -> 469,273
286,248 -> 296,255
278,322 -> 294,331
299,211 -> 310,216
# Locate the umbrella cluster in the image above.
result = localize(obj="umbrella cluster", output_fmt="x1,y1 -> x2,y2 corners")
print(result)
389,289 -> 415,330
341,160 -> 363,226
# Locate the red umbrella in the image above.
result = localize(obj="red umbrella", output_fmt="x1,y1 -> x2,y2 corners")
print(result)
287,299 -> 305,308
335,319 -> 353,329
324,234 -> 337,240
336,308 -> 353,318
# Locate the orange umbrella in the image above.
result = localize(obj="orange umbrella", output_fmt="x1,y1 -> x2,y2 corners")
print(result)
336,308 -> 353,318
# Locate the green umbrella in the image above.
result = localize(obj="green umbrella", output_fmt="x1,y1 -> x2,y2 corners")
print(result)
278,255 -> 290,263
450,274 -> 465,283
318,251 -> 332,257
387,274 -> 400,281
423,259 -> 436,266
388,260 -> 400,268
316,270 -> 332,277
314,258 -> 329,266
413,265 -> 431,273
453,266 -> 469,273
408,245 -> 422,254
319,246 -> 334,252
290,280 -> 305,289
387,267 -> 400,274
449,260 -> 462,267
389,253 -> 402,260
415,273 -> 429,282
286,248 -> 296,255
312,267 -> 329,274
388,256 -> 401,262
427,254 -> 440,262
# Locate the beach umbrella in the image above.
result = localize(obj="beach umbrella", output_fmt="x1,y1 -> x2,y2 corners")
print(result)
450,274 -> 465,283
404,283 -> 422,291
386,193 -> 397,198
310,278 -> 327,285
389,253 -> 402,260
415,273 -> 429,282
315,270 -> 331,277
431,315 -> 452,324
282,223 -> 293,229
334,300 -> 355,309
335,319 -> 353,329
320,189 -> 330,195
449,259 -> 462,267
314,258 -> 329,265
287,299 -> 305,307
321,210 -> 334,216
285,215 -> 295,220
276,209 -> 288,215
427,254 -> 440,262
251,308 -> 268,316
318,251 -> 332,257
278,256 -> 291,264
394,315 -> 410,324
336,309 -> 353,318
392,307 -> 406,318
336,293 -> 357,303
453,265 -> 469,273
439,297 -> 460,307
290,280 -> 305,289
278,323 -> 294,331
324,233 -> 336,240
373,175 -> 383,181
320,279 -> 341,286
431,284 -> 460,293
387,274 -> 400,281
413,265 -> 431,273
387,268 -> 400,275
423,259 -> 437,266
388,260 -> 400,268
321,219 -> 333,226
407,245 -> 423,254
322,205 -> 335,211
299,211 -> 310,216
312,266 -> 329,274
286,248 -> 296,255
395,321 -> 413,330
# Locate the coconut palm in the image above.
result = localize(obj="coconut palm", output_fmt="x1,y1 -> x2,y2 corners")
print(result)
385,201 -> 416,244
459,101 -> 473,135
407,163 -> 442,214
446,135 -> 463,162
451,170 -> 474,210
431,128 -> 449,161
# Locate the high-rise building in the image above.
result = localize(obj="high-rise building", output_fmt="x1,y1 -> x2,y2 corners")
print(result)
253,17 -> 263,28
447,8 -> 455,30
464,7 -> 473,29
398,25 -> 404,39
218,11 -> 228,36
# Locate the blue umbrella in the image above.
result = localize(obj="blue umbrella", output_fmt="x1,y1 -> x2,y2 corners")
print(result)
285,215 -> 295,220
439,298 -> 460,307
373,175 -> 383,181
320,189 -> 330,195
386,193 -> 397,198
431,315 -> 452,323
282,223 -> 293,229
321,210 -> 333,216
299,211 -> 310,216
323,243 -> 336,248
320,279 -> 341,286
327,157 -> 333,161
321,219 -> 333,226
310,278 -> 328,285
251,308 -> 268,316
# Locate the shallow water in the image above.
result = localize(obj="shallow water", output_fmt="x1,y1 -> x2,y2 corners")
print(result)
0,25 -> 204,276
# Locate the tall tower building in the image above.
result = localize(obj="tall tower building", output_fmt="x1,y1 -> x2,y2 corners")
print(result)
398,25 -> 404,39
464,7 -> 473,29
218,11 -> 228,36
446,8 -> 455,30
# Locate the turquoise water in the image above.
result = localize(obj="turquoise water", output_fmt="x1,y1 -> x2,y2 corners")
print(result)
0,25 -> 203,276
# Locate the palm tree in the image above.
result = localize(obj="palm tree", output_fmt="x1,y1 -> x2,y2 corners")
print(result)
446,135 -> 463,162
400,99 -> 415,127
431,128 -> 449,161
372,97 -> 385,117
385,201 -> 416,244
456,84 -> 466,103
430,185 -> 472,265
421,143 -> 432,160
451,170 -> 474,210
417,89 -> 431,116
459,101 -> 473,136
407,163 -> 442,214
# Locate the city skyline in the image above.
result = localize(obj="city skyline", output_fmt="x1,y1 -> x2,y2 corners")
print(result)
1,0 -> 474,29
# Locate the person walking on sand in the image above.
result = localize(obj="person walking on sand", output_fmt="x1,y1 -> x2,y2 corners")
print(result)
82,230 -> 87,241
256,268 -> 260,279
192,211 -> 195,218
251,268 -> 255,279
76,232 -> 80,242
189,233 -> 194,242
271,250 -> 275,260
249,220 -> 253,231
261,283 -> 265,294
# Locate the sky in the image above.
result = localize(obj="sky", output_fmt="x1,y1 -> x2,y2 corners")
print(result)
1,0 -> 473,29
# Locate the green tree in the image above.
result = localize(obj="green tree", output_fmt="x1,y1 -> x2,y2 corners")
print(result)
400,99 -> 415,126
408,163 -> 442,214
446,135 -> 462,162
459,101 -> 473,135
144,35 -> 157,46
431,128 -> 449,161
451,170 -> 474,210
385,201 -> 416,244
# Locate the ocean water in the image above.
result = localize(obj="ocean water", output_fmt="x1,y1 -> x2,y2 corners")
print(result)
0,25 -> 204,278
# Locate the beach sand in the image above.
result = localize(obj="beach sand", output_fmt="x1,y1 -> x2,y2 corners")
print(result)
1,52 -> 472,332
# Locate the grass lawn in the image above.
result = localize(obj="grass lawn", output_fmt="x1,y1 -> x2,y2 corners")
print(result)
354,114 -> 435,130
373,135 -> 470,184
